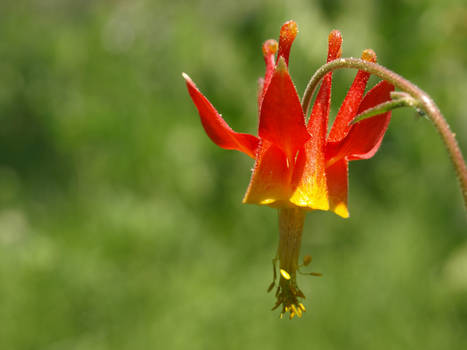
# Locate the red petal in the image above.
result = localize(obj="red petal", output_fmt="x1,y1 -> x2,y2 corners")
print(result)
327,30 -> 343,62
242,140 -> 293,206
258,58 -> 309,161
347,80 -> 394,160
326,159 -> 349,218
306,30 -> 342,131
289,143 -> 329,210
328,49 -> 377,143
277,20 -> 298,66
183,73 -> 259,159
258,39 -> 278,109
326,81 -> 394,164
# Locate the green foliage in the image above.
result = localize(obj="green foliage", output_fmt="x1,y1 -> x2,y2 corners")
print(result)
0,0 -> 466,349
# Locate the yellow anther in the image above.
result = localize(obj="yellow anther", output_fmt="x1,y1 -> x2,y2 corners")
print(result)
280,313 -> 284,319
299,303 -> 306,312
296,307 -> 302,318
289,311 -> 295,320
291,304 -> 298,315
285,306 -> 290,313
303,255 -> 312,266
280,268 -> 291,280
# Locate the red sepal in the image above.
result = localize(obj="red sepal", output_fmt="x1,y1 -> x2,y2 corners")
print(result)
242,140 -> 292,206
258,59 -> 309,162
347,81 -> 394,160
326,81 -> 394,164
183,73 -> 259,159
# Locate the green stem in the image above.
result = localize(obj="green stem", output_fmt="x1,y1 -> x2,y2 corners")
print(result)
351,93 -> 422,124
301,58 -> 467,211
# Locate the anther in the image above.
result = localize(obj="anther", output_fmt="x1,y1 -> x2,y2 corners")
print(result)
280,268 -> 291,280
296,307 -> 303,318
291,304 -> 298,315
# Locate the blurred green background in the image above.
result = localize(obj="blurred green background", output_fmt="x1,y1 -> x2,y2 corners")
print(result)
0,0 -> 466,349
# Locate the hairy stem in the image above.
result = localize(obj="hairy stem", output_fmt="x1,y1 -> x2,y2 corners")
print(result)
302,58 -> 467,210
351,92 -> 422,124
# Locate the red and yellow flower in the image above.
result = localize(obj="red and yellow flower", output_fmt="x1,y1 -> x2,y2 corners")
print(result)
183,21 -> 393,319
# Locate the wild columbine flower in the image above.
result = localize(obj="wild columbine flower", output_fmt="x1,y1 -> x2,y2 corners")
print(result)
183,21 -> 394,319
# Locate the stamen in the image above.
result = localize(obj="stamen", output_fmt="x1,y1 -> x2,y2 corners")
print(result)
272,258 -> 277,281
267,258 -> 278,292
271,299 -> 281,311
280,269 -> 291,280
303,255 -> 312,266
296,307 -> 303,318
291,304 -> 298,314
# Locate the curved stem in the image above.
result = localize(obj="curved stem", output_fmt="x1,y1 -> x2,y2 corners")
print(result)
301,58 -> 467,210
351,92 -> 422,124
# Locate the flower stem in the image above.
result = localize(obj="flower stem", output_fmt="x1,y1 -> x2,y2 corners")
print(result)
351,92 -> 422,124
302,58 -> 467,211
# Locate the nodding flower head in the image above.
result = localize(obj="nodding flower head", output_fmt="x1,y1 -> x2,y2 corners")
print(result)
183,20 -> 394,318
